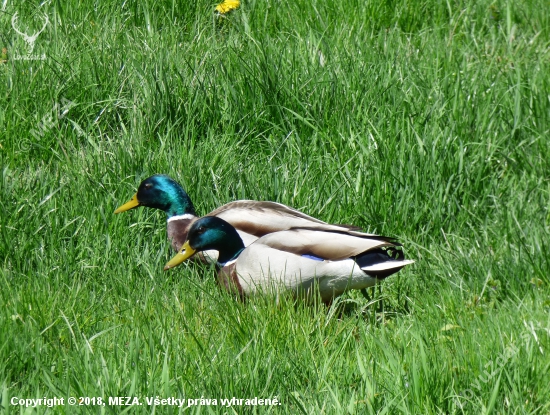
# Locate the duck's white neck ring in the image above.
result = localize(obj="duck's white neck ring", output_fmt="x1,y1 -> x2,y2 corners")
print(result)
167,214 -> 195,222
218,258 -> 238,267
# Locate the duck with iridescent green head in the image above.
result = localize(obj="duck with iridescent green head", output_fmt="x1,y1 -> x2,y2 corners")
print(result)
114,174 -> 376,262
163,216 -> 414,303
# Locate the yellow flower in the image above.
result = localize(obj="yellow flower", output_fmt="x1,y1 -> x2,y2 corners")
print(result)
215,0 -> 240,14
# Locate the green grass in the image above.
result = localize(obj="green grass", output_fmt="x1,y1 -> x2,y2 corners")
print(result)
1,0 -> 550,413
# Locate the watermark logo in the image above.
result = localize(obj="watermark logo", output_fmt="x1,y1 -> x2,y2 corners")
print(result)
452,321 -> 546,410
11,11 -> 48,60
19,97 -> 83,152
29,98 -> 78,141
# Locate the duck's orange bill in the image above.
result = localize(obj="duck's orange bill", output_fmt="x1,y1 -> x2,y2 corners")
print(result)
114,193 -> 140,214
164,241 -> 196,270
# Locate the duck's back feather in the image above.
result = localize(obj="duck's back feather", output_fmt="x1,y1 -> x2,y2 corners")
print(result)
254,228 -> 393,260
209,201 -> 375,237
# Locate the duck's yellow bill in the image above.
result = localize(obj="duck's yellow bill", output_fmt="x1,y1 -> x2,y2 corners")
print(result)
114,193 -> 140,214
164,241 -> 196,270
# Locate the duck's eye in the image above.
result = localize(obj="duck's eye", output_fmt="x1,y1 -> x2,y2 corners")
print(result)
196,226 -> 205,234
144,183 -> 153,189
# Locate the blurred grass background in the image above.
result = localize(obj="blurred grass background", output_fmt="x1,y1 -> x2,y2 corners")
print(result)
1,0 -> 549,413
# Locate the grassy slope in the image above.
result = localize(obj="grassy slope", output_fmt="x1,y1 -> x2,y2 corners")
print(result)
1,0 -> 549,413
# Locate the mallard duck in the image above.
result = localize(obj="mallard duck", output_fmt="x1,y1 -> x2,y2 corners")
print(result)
114,174 -> 375,260
164,216 -> 414,303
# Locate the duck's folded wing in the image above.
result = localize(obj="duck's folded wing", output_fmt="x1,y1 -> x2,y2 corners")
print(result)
209,200 -> 377,237
256,228 -> 398,261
